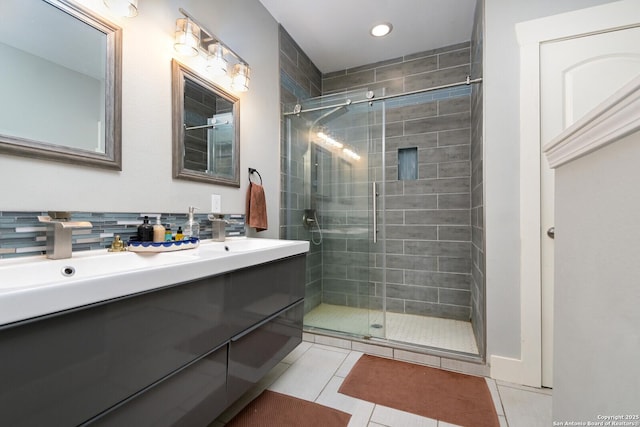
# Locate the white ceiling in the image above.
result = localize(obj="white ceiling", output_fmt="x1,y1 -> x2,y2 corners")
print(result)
258,0 -> 477,73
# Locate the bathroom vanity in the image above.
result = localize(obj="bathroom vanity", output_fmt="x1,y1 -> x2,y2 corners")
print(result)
0,238 -> 309,426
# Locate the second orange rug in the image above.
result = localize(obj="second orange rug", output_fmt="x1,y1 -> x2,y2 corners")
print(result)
338,354 -> 499,427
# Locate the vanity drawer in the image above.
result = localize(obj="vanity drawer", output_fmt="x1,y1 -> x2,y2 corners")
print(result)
87,344 -> 228,427
225,255 -> 306,335
227,299 -> 303,403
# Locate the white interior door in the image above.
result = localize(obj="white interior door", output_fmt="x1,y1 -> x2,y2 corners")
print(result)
539,25 -> 640,388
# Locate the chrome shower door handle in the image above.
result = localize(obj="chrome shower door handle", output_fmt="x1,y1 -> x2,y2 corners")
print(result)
372,182 -> 378,243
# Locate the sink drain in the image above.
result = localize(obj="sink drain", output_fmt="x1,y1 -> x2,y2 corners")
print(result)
61,266 -> 76,277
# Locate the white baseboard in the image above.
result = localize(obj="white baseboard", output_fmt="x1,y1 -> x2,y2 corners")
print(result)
490,355 -> 525,385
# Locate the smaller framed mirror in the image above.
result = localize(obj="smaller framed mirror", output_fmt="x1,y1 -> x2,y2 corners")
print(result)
172,59 -> 240,187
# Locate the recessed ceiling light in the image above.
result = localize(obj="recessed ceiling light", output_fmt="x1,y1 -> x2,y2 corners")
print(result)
370,23 -> 393,37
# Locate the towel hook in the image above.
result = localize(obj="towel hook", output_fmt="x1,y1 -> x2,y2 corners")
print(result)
248,168 -> 262,185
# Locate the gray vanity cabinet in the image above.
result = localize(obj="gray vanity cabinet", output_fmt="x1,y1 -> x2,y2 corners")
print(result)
0,254 -> 305,427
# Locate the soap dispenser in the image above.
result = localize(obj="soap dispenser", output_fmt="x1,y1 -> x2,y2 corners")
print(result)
183,206 -> 200,240
153,215 -> 166,243
138,216 -> 154,242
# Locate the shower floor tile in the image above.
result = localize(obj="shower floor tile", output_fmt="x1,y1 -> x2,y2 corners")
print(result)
305,303 -> 479,355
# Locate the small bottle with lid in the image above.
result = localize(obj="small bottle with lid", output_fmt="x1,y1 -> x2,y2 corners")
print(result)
183,206 -> 200,240
175,226 -> 184,241
164,225 -> 173,241
153,215 -> 166,243
137,216 -> 154,242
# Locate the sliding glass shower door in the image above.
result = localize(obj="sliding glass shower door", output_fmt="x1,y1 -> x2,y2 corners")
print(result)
282,91 -> 385,339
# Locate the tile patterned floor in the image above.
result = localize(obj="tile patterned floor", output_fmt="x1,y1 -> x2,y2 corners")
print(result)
211,341 -> 552,427
305,304 -> 479,354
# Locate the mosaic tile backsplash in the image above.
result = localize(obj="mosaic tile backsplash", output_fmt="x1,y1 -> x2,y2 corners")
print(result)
0,211 -> 245,259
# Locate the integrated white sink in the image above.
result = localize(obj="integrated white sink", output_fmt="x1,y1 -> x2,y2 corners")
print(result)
197,237 -> 294,253
0,237 -> 309,326
0,250 -> 197,290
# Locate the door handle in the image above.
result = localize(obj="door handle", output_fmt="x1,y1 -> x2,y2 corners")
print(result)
372,182 -> 378,243
547,227 -> 555,239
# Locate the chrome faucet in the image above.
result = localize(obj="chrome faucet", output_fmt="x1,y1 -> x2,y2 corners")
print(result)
38,211 -> 92,259
208,214 -> 227,242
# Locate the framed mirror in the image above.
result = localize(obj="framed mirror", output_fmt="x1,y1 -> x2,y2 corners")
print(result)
0,0 -> 122,169
172,59 -> 240,187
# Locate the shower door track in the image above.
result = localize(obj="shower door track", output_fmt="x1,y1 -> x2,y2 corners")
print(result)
283,76 -> 483,116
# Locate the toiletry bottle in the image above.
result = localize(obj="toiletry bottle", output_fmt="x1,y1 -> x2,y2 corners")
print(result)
183,206 -> 200,240
164,225 -> 172,241
176,226 -> 184,241
137,216 -> 154,242
153,215 -> 165,243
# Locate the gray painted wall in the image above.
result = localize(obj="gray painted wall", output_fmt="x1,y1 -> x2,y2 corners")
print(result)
0,0 -> 281,239
553,131 -> 640,422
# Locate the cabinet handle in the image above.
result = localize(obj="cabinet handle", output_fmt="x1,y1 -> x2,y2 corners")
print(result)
547,227 -> 555,239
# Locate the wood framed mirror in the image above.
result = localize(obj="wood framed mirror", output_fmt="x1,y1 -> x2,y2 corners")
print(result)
172,59 -> 240,187
0,0 -> 122,169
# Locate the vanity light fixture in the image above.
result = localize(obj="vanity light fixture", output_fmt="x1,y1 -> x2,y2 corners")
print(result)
317,131 -> 344,149
370,22 -> 393,37
343,147 -> 361,161
174,8 -> 251,92
174,17 -> 201,57
231,63 -> 250,92
316,131 -> 360,160
103,0 -> 138,18
207,43 -> 228,76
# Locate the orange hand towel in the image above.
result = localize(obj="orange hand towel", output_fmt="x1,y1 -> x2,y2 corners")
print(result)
246,182 -> 268,232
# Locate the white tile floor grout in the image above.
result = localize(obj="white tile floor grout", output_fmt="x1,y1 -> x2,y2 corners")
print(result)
305,303 -> 479,354
211,341 -> 552,427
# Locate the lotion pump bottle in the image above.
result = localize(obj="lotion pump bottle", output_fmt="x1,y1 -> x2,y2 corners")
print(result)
153,215 -> 166,243
183,206 -> 200,239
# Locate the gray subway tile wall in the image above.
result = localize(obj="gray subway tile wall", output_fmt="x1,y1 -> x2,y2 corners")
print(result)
470,0 -> 486,356
0,211 -> 245,259
278,25 -> 324,315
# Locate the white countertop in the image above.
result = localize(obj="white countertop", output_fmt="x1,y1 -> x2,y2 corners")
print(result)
0,237 -> 309,326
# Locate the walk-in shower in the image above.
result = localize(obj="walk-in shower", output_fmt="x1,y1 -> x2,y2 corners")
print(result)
282,78 -> 483,356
